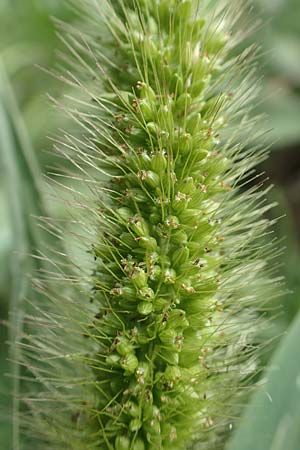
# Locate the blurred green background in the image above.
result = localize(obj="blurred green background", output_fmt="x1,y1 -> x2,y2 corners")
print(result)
0,0 -> 299,449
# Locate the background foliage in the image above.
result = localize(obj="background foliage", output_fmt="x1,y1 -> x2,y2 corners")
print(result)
0,0 -> 299,449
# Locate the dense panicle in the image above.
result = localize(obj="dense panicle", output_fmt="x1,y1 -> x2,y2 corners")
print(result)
18,1 -> 282,450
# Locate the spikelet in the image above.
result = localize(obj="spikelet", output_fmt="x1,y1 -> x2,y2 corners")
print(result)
18,1 -> 282,449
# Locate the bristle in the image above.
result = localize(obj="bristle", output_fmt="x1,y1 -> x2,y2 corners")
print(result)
17,1 -> 283,449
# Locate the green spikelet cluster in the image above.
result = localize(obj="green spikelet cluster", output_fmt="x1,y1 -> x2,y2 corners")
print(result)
18,1 -> 282,450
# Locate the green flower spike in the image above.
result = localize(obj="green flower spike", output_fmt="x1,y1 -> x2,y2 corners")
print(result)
19,1 -> 283,450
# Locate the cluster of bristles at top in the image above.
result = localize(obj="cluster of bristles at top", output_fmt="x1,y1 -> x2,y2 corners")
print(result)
77,1 -> 261,450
